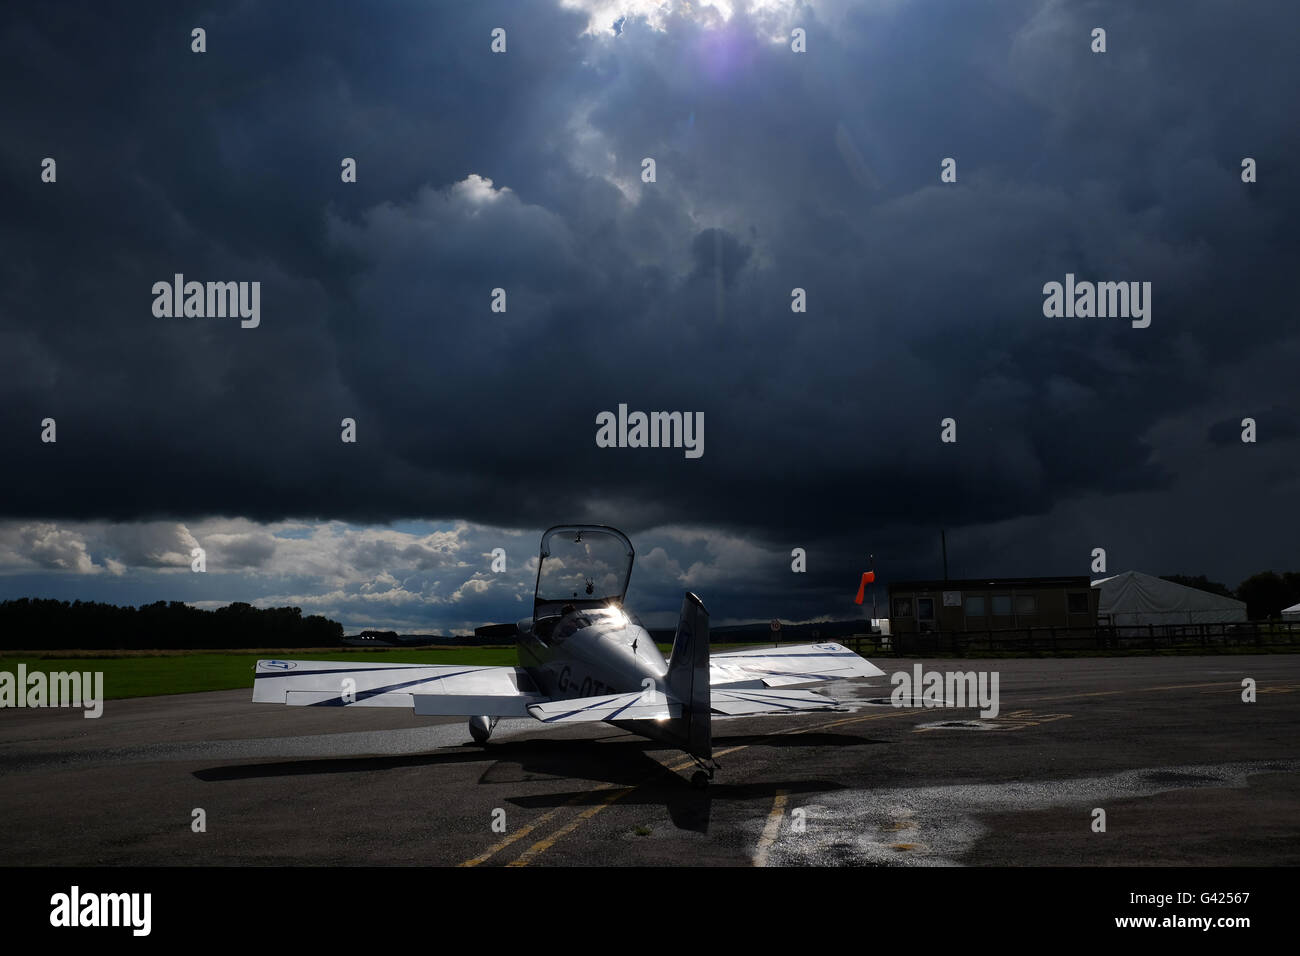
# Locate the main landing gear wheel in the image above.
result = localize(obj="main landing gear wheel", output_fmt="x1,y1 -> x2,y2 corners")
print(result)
468,715 -> 498,744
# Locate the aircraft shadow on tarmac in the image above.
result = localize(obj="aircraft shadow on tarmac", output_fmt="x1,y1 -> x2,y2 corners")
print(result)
192,730 -> 883,833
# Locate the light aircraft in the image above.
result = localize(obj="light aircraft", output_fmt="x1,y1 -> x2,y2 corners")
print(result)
252,525 -> 884,787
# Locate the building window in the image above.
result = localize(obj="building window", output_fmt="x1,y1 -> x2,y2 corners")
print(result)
1015,594 -> 1038,615
893,597 -> 913,618
916,598 -> 935,620
1067,591 -> 1090,614
991,595 -> 1012,616
964,596 -> 986,617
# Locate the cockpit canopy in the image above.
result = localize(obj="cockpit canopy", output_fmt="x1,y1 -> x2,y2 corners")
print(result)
534,525 -> 634,620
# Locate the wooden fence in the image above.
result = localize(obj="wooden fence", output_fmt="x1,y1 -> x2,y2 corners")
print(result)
839,621 -> 1300,656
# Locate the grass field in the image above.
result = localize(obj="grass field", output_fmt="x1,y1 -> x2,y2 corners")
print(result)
0,647 -> 520,700
0,643 -> 720,701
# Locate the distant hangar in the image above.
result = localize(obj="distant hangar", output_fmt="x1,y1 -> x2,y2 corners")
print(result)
1091,570 -> 1247,626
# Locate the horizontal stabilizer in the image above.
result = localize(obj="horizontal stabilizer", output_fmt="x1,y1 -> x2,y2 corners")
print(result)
528,692 -> 682,723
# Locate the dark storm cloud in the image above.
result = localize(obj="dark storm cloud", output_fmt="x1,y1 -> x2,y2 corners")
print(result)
2,0 -> 1297,606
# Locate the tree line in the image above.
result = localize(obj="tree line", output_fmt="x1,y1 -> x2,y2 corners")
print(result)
1161,572 -> 1300,620
0,599 -> 343,651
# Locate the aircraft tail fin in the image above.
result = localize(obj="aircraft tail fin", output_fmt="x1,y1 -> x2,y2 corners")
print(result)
666,591 -> 711,759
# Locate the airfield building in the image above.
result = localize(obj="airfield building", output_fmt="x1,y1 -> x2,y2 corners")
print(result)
887,576 -> 1097,634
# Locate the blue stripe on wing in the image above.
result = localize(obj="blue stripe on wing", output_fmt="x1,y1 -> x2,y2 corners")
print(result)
604,695 -> 649,719
713,689 -> 835,711
306,668 -> 493,706
535,695 -> 626,723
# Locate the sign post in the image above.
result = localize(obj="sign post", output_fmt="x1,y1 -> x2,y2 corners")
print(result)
870,553 -> 877,624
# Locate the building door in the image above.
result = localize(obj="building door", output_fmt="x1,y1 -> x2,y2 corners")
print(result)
916,597 -> 935,632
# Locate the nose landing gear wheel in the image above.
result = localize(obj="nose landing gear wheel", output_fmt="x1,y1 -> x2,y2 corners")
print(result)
691,770 -> 709,790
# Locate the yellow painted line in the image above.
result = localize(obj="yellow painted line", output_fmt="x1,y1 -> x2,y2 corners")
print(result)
808,711 -> 904,731
1200,681 -> 1300,695
752,789 -> 788,867
1018,680 -> 1242,703
458,792 -> 592,867
506,787 -> 634,866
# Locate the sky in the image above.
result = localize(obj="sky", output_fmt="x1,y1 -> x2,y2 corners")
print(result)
2,0 -> 1296,632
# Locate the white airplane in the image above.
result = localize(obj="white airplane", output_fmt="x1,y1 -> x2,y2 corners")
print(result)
253,525 -> 885,787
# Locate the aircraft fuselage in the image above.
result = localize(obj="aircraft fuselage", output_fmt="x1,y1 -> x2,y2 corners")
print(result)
516,605 -> 693,751
518,606 -> 666,701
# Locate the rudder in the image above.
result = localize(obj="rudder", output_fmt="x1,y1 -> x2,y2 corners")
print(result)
665,591 -> 711,759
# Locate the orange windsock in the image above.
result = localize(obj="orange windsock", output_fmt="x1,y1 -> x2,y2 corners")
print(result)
854,570 -> 876,604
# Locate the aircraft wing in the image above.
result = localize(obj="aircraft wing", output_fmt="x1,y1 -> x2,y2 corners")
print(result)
709,642 -> 885,688
253,659 -> 544,715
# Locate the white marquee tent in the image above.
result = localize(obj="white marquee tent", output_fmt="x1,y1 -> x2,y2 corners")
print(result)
1283,603 -> 1300,621
1091,570 -> 1248,626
